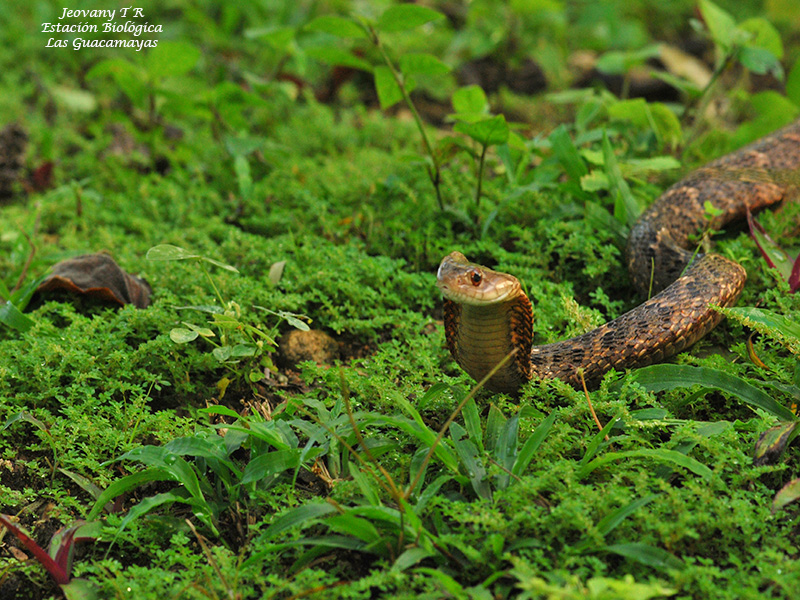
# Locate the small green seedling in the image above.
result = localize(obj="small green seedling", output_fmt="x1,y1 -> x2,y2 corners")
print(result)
146,244 -> 309,390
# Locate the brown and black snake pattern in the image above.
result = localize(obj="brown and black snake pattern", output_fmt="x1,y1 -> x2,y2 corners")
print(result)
441,118 -> 800,392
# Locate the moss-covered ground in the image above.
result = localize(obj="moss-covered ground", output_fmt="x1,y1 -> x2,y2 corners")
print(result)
1,1 -> 800,598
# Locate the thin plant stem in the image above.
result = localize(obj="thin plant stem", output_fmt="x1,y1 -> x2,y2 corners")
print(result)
295,403 -> 397,499
475,143 -> 487,208
200,262 -> 227,307
339,370 -> 404,500
679,47 -> 739,149
368,26 -> 444,210
404,349 -> 518,500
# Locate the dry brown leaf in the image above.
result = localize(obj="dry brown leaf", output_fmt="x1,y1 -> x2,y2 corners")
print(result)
35,253 -> 151,309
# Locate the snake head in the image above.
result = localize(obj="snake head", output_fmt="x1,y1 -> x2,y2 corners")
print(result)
436,251 -> 522,305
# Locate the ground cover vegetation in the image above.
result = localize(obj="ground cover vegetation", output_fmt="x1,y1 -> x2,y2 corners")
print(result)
1,0 -> 800,598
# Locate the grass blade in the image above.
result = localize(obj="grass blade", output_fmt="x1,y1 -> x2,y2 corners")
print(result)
578,449 -> 712,480
601,542 -> 684,571
628,364 -> 796,421
512,411 -> 557,476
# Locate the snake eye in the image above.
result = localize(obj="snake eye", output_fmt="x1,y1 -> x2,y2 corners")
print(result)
469,270 -> 483,286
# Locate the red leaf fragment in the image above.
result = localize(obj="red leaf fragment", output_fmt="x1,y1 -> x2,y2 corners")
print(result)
29,161 -> 54,192
0,514 -> 69,585
35,253 -> 152,308
747,209 -> 799,293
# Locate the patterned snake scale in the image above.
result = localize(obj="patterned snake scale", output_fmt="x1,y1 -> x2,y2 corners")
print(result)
438,119 -> 800,393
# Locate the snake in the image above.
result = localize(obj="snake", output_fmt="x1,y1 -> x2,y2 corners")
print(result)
437,119 -> 800,393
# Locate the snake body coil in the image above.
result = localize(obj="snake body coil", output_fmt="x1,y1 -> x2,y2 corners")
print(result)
438,119 -> 800,393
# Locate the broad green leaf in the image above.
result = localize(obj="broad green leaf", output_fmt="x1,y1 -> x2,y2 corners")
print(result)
146,41 -> 200,79
739,17 -> 783,58
607,98 -> 682,149
452,435 -> 491,500
581,170 -> 609,192
399,53 -> 451,77
625,156 -> 682,173
3,411 -> 48,432
454,114 -> 509,147
241,449 -> 300,484
380,398 -> 459,471
231,420 -> 297,449
199,405 -> 241,419
325,513 -> 380,543
118,446 -> 207,504
602,542 -> 684,571
773,477 -> 800,513
0,300 -> 34,333
349,463 -> 381,506
512,411 -> 557,476
578,449 -> 712,480
261,502 -> 338,540
786,60 -> 800,106
596,494 -> 658,537
304,46 -> 373,72
452,85 -> 489,116
374,65 -> 405,110
494,415 -> 520,473
596,45 -> 660,75
86,58 -> 146,105
262,27 -> 297,51
230,343 -> 256,357
182,322 -> 215,337
59,469 -> 106,505
61,577 -> 101,600
627,364 -> 797,421
549,125 -> 588,181
164,435 -> 232,465
377,5 -> 444,33
235,154 -> 252,198
115,492 -> 198,539
485,404 -> 506,452
726,306 -> 800,350
579,412 -> 623,467
304,15 -> 366,39
212,346 -> 232,362
415,382 -> 452,412
224,135 -> 264,157
393,547 -> 434,572
462,398 -> 483,451
602,130 -> 639,226
574,494 -> 659,553
170,328 -> 199,343
739,46 -> 783,78
277,310 -> 310,331
699,0 -> 737,49
88,467 -> 171,520
413,473 -> 453,512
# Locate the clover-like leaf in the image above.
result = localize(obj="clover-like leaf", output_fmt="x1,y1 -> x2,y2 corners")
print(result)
454,114 -> 509,147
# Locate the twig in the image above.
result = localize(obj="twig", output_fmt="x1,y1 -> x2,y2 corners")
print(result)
186,519 -> 236,600
578,369 -> 608,441
404,349 -> 518,499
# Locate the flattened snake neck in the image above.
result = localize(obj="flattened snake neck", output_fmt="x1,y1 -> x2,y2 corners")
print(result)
438,119 -> 800,393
